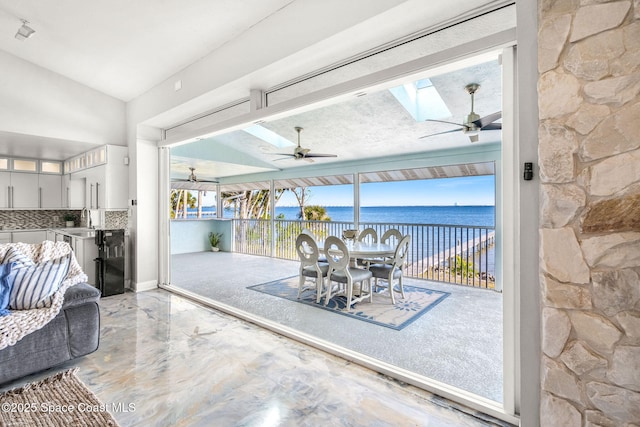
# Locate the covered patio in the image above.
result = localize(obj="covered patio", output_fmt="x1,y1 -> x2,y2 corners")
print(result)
168,250 -> 503,404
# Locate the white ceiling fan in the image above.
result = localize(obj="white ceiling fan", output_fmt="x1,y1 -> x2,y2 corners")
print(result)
273,127 -> 338,162
419,83 -> 502,143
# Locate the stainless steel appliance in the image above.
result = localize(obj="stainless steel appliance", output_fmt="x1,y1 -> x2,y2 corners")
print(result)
95,229 -> 125,297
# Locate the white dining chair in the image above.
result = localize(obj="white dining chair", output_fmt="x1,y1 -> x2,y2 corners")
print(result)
355,227 -> 378,268
369,234 -> 411,304
301,227 -> 327,262
377,228 -> 404,264
357,227 -> 378,243
324,236 -> 373,310
381,228 -> 402,246
295,233 -> 330,303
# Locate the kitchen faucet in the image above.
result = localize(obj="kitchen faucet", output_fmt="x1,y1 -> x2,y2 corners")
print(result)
80,208 -> 92,229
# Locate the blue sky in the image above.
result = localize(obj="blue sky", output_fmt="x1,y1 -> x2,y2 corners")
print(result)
276,175 -> 495,207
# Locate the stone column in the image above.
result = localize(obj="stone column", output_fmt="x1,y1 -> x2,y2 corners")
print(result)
538,1 -> 640,425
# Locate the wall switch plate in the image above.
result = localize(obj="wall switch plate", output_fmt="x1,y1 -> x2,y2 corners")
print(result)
53,215 -> 59,222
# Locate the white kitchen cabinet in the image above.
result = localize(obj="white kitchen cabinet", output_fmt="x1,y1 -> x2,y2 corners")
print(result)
0,172 -> 9,208
73,237 -> 98,285
8,172 -> 39,208
0,171 -> 61,209
63,174 -> 86,208
45,229 -> 56,241
71,145 -> 128,209
38,174 -> 62,208
11,230 -> 47,244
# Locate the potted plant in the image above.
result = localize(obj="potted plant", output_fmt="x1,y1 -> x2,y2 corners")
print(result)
63,213 -> 76,227
208,232 -> 222,252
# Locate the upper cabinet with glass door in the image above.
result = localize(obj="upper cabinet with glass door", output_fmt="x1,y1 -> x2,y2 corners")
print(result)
0,158 -> 63,208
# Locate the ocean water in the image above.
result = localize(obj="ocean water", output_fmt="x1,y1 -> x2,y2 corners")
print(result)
208,205 -> 494,227
272,205 -> 495,227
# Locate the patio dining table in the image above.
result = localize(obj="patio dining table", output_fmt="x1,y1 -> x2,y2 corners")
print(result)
319,239 -> 396,266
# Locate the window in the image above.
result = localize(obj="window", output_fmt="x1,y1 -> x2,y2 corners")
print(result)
12,159 -> 37,172
40,161 -> 62,174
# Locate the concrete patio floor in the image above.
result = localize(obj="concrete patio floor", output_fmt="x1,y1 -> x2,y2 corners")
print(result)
169,251 -> 504,404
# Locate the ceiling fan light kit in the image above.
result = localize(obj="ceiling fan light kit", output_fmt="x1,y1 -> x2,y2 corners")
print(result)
272,127 -> 338,161
420,83 -> 501,143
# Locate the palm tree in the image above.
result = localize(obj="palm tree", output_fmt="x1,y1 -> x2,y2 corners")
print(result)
222,189 -> 285,219
170,189 -> 197,219
302,205 -> 331,221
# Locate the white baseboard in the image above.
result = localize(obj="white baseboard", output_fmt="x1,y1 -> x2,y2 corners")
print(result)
132,280 -> 158,292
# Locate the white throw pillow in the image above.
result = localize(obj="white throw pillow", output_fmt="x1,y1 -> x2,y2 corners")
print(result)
8,255 -> 70,310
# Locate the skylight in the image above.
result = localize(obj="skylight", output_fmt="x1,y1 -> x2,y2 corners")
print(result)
389,78 -> 451,121
242,124 -> 295,148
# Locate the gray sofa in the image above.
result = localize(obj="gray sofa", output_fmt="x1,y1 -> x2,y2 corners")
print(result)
0,283 -> 101,385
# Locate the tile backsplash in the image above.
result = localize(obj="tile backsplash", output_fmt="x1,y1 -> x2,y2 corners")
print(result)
0,210 -> 129,230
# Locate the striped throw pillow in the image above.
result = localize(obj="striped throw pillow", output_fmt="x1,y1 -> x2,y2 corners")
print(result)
0,263 -> 12,316
1,247 -> 34,269
8,255 -> 70,310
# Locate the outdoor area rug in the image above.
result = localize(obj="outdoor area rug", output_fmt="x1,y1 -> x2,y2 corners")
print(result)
0,368 -> 120,426
248,276 -> 450,330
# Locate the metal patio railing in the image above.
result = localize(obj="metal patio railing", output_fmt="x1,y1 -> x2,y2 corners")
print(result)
231,219 -> 496,289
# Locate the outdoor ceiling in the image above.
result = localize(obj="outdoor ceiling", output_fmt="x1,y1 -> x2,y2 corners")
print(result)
205,161 -> 495,193
170,56 -> 503,183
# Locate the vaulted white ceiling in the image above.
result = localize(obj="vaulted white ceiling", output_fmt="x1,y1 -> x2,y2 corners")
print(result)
0,0 -> 511,172
0,0 -> 295,101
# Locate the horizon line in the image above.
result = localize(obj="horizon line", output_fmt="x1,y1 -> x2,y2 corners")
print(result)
200,204 -> 496,208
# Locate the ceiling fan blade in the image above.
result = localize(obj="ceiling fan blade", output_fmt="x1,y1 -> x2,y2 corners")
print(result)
481,122 -> 502,131
418,128 -> 461,139
272,153 -> 296,157
473,111 -> 502,128
424,119 -> 465,127
468,134 -> 479,143
304,153 -> 337,158
198,179 -> 219,183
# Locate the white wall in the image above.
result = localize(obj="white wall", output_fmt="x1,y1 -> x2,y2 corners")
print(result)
0,50 -> 125,145
130,138 -> 159,291
170,220 -> 232,254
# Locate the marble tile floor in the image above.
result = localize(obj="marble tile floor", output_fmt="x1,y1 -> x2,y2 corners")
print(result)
169,252 -> 504,403
1,290 -> 513,426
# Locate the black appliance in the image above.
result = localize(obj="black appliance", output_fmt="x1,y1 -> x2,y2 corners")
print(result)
95,229 -> 125,297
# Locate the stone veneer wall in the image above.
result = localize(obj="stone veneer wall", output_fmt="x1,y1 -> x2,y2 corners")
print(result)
538,0 -> 640,425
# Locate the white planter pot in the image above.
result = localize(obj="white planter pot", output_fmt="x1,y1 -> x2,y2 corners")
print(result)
211,246 -> 220,252
65,221 -> 75,227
